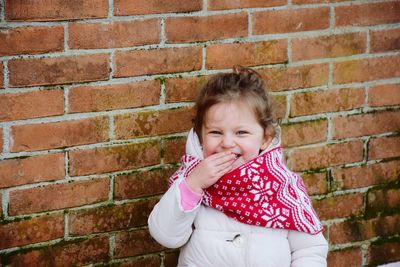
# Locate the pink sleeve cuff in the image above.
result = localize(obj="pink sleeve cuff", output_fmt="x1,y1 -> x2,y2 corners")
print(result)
178,179 -> 202,211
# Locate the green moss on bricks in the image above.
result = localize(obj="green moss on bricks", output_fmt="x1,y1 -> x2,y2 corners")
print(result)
155,77 -> 166,85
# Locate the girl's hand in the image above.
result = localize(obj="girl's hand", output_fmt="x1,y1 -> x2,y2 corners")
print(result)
186,151 -> 236,193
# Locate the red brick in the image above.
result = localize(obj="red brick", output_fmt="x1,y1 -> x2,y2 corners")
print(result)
164,137 -> 186,164
0,90 -> 64,122
114,168 -> 173,200
7,236 -> 109,267
114,0 -> 201,15
69,20 -> 160,49
294,0 -> 347,3
281,120 -> 328,147
253,8 -> 329,35
0,62 -> 3,88
5,0 -> 108,21
0,214 -> 64,249
114,107 -> 194,139
259,63 -> 329,92
332,160 -> 400,190
367,240 -> 400,266
69,80 -> 160,113
9,178 -> 109,215
292,32 -> 366,61
10,117 -> 109,152
119,256 -> 161,267
69,198 -> 157,235
114,47 -> 202,78
165,76 -> 205,103
166,13 -> 247,43
0,26 -> 64,56
333,56 -> 400,84
9,54 -> 109,87
165,250 -> 180,267
69,141 -> 160,176
335,2 -> 400,27
302,172 -> 328,195
206,40 -> 287,70
115,229 -> 164,258
0,192 -> 2,217
290,140 -> 364,171
333,111 -> 399,139
272,95 -> 287,119
369,83 -> 400,107
0,153 -> 64,189
209,0 -> 286,10
371,28 -> 400,53
291,87 -> 364,117
313,192 -> 364,220
330,215 -> 400,244
369,136 -> 400,160
367,188 -> 400,214
327,247 -> 362,267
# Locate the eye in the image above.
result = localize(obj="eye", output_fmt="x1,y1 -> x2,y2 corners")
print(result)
237,130 -> 249,135
209,130 -> 222,135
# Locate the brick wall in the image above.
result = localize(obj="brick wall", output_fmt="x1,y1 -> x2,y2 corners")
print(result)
0,0 -> 399,266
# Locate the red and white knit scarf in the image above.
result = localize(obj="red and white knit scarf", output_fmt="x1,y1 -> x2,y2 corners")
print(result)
169,147 -> 323,235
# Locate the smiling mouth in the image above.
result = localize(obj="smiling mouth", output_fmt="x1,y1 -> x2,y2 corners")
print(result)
233,153 -> 241,159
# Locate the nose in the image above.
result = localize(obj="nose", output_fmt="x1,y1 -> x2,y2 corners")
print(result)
221,134 -> 235,148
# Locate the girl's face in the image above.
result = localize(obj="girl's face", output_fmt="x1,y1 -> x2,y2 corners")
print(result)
201,101 -> 271,169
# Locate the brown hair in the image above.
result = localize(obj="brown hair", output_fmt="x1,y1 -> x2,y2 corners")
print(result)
193,66 -> 277,142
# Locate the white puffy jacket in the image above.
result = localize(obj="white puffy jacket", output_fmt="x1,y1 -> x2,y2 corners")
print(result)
148,129 -> 328,267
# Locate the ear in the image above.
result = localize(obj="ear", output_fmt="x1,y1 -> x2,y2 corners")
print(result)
260,129 -> 272,150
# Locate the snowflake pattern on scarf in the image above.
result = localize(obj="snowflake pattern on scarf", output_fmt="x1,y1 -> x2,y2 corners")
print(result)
169,147 -> 323,235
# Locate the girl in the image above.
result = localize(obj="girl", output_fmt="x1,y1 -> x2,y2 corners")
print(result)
148,66 -> 328,267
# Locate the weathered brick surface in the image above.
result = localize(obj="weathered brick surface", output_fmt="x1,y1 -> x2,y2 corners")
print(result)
313,192 -> 364,220
69,80 -> 160,113
0,62 -> 3,88
292,33 -> 366,61
9,54 -> 110,87
114,168 -> 172,200
206,40 -> 287,69
114,107 -> 194,139
118,256 -> 161,267
115,229 -> 164,258
367,240 -> 400,266
166,13 -> 248,43
368,136 -> 400,160
165,76 -> 205,103
330,215 -> 400,244
368,83 -> 400,107
69,20 -> 160,49
69,198 -> 158,235
333,55 -> 400,84
114,0 -> 202,15
0,153 -> 64,189
291,87 -> 364,117
209,0 -> 286,10
10,117 -> 109,152
0,90 -> 64,122
259,63 -> 329,92
9,178 -> 109,215
332,160 -> 400,190
302,172 -> 328,195
164,250 -> 180,267
69,141 -> 160,176
163,137 -> 186,164
367,188 -> 400,215
294,0 -> 348,3
333,111 -> 400,139
6,236 -> 109,267
0,214 -> 64,249
253,8 -> 329,34
290,140 -> 364,171
114,47 -> 202,77
281,120 -> 328,147
335,1 -> 400,27
0,26 -> 64,56
5,0 -> 108,21
327,247 -> 362,267
371,28 -> 400,53
272,95 -> 287,119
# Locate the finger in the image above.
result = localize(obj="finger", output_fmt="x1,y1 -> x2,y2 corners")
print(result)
208,152 -> 236,166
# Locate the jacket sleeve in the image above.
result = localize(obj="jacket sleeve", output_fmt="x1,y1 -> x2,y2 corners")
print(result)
148,178 -> 201,248
288,231 -> 328,267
